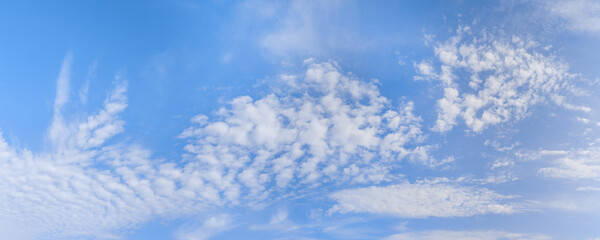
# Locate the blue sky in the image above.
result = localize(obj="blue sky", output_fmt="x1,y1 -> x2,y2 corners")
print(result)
1,0 -> 600,239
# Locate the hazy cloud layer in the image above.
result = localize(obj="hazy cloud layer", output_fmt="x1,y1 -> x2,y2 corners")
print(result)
546,0 -> 600,34
538,146 -> 600,181
383,230 -> 549,240
329,183 -> 516,218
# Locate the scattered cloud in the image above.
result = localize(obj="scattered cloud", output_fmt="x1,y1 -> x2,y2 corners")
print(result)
485,140 -> 520,153
416,27 -> 586,133
576,116 -> 600,127
1,26 -> 594,240
0,57 -> 433,239
3,2 -> 600,239
329,182 -> 517,218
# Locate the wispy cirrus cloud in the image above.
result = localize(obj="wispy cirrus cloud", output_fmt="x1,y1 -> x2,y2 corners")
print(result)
0,55 -> 207,239
175,215 -> 232,240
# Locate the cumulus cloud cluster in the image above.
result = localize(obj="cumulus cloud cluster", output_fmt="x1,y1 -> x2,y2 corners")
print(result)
417,27 -> 586,133
329,182 -> 516,218
180,59 -> 429,203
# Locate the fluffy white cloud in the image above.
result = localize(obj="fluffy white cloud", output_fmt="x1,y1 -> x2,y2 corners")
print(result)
417,27 -> 586,133
329,183 -> 516,218
383,230 -> 549,240
180,59 -> 430,204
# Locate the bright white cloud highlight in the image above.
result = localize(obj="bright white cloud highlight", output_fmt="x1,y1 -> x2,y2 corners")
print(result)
417,27 -> 586,133
329,183 -> 516,218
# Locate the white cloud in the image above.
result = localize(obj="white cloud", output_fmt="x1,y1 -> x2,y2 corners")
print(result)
383,230 -> 549,240
329,183 -> 516,218
180,59 -> 431,204
53,54 -> 72,113
48,54 -> 73,149
485,140 -> 520,153
576,116 -> 600,127
79,61 -> 97,105
538,146 -> 600,180
49,55 -> 128,153
0,97 -> 146,238
417,28 -> 586,133
546,0 -> 600,34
